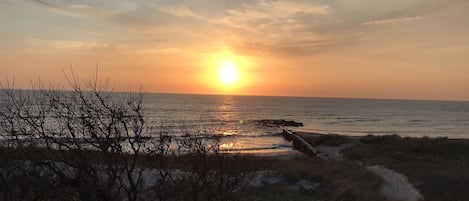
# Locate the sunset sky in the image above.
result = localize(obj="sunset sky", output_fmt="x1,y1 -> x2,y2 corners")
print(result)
1,0 -> 469,100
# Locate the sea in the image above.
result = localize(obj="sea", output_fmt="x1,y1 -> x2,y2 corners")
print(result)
2,91 -> 469,154
145,93 -> 469,153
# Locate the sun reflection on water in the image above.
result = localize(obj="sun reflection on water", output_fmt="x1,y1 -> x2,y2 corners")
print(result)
219,142 -> 234,149
212,96 -> 294,154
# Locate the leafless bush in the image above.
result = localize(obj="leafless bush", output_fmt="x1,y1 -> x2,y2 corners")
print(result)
0,72 -> 253,201
0,71 -> 148,201
142,124 -> 253,201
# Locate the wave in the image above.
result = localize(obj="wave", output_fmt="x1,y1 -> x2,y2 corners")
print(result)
220,144 -> 292,152
212,132 -> 284,139
326,118 -> 382,125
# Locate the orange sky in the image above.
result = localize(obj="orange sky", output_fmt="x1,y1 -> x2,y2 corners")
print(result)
1,0 -> 469,100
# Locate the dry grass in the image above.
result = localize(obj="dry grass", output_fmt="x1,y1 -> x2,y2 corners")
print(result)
248,155 -> 387,201
0,146 -> 387,201
343,135 -> 469,201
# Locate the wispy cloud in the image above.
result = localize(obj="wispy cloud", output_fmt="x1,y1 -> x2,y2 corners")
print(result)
25,38 -> 110,50
363,16 -> 424,26
18,0 -> 461,58
203,1 -> 331,56
23,0 -> 335,57
156,5 -> 202,19
70,4 -> 91,9
259,1 -> 329,16
29,0 -> 116,19
233,40 -> 328,57
220,1 -> 328,28
31,0 -> 61,10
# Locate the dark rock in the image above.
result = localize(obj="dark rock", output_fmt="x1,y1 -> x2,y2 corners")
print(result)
256,119 -> 304,127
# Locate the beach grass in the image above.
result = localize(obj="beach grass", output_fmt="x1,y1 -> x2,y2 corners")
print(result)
0,145 -> 387,201
239,155 -> 387,201
341,135 -> 469,201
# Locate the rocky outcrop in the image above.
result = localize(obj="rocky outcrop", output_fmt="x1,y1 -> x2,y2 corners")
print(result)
256,119 -> 304,127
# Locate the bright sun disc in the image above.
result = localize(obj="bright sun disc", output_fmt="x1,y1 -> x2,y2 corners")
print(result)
219,62 -> 238,84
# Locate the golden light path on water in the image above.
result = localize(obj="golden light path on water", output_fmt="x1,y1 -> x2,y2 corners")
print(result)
213,96 -> 294,155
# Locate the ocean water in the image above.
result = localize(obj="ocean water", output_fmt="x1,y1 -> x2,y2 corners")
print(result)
2,91 -> 469,153
145,93 -> 469,153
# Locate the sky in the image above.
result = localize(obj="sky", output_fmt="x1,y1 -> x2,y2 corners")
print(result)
1,0 -> 469,100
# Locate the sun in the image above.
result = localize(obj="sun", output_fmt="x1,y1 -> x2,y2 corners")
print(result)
219,61 -> 239,84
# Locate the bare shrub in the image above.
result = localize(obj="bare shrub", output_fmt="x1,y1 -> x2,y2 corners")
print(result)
0,71 -> 253,201
144,126 -> 254,201
0,72 -> 147,201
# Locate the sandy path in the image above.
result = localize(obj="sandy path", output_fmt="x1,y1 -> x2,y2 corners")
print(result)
319,145 -> 423,201
290,132 -> 423,201
367,165 -> 422,201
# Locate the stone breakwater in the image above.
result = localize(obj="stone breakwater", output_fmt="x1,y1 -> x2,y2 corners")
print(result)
279,128 -> 318,156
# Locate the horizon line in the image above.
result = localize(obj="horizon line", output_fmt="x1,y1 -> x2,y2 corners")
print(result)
3,87 -> 469,103
144,91 -> 469,103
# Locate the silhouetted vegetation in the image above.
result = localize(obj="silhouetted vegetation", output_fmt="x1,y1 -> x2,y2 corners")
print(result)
0,73 -> 253,201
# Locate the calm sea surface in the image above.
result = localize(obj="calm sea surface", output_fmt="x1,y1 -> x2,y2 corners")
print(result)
2,91 -> 469,153
145,93 -> 469,153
